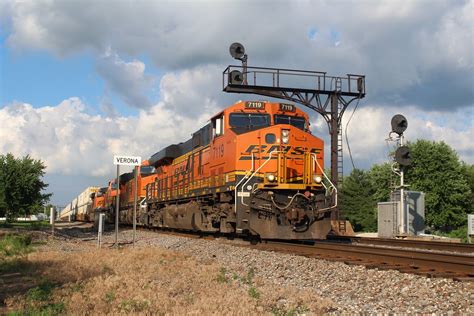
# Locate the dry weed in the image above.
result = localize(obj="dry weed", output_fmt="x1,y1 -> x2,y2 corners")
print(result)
5,242 -> 334,315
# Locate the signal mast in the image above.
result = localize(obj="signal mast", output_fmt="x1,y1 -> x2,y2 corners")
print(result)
388,114 -> 412,235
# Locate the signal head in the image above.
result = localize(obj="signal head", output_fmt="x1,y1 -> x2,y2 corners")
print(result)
229,70 -> 244,85
229,42 -> 245,59
391,114 -> 408,135
395,145 -> 412,166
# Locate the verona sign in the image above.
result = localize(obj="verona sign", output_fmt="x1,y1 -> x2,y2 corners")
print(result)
113,155 -> 142,166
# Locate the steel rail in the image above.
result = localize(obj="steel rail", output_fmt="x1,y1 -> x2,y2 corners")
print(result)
254,242 -> 474,279
347,237 -> 474,254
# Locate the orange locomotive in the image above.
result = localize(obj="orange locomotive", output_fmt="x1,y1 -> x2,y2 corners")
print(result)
117,161 -> 156,223
93,100 -> 337,239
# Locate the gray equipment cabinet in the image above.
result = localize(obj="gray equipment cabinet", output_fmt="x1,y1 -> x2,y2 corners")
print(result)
377,201 -> 399,238
378,191 -> 425,238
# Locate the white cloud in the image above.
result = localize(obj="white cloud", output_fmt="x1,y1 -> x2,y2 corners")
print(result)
95,50 -> 155,109
159,64 -> 234,117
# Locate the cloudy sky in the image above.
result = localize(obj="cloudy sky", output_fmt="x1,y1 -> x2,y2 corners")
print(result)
0,0 -> 472,206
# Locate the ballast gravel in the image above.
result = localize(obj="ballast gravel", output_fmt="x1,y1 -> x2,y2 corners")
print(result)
67,226 -> 474,314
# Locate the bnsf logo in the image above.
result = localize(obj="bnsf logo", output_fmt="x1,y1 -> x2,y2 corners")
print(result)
239,145 -> 321,160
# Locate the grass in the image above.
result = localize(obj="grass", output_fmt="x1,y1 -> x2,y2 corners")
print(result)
7,281 -> 64,316
248,286 -> 260,299
0,234 -> 32,258
271,305 -> 310,316
119,299 -> 150,312
0,221 -> 50,230
104,290 -> 116,303
0,233 -> 66,316
444,227 -> 470,243
216,267 -> 229,283
26,281 -> 57,301
224,267 -> 261,299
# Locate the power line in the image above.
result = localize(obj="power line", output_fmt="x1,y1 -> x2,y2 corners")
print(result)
344,94 -> 362,171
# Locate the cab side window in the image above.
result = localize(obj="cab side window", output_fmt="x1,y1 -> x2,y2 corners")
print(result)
212,115 -> 224,138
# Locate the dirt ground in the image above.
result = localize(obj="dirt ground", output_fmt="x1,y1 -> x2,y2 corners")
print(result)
0,223 -> 334,315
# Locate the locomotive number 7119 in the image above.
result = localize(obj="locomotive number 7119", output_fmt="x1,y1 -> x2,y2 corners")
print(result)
213,144 -> 225,159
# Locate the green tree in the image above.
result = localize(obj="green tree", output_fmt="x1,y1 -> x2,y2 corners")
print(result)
460,162 -> 474,210
340,140 -> 471,233
369,162 -> 395,203
0,153 -> 51,221
405,140 -> 471,231
340,169 -> 377,232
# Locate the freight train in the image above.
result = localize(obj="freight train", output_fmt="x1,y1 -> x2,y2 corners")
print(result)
60,186 -> 99,221
86,100 -> 346,240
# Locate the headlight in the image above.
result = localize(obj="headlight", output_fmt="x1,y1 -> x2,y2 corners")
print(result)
281,130 -> 290,143
266,173 -> 276,182
313,175 -> 322,183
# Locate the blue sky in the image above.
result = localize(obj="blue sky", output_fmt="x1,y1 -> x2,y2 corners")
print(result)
1,48 -> 101,108
0,0 -> 472,205
1,31 -> 163,117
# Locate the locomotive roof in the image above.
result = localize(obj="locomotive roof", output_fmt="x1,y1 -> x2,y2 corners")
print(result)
149,100 -> 307,167
211,100 -> 308,119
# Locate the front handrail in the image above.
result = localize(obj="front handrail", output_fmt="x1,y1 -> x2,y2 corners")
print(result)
234,152 -> 254,212
311,153 -> 338,211
240,151 -> 280,206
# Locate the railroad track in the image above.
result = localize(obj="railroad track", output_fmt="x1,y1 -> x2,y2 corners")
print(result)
252,241 -> 474,282
54,223 -> 474,281
344,237 -> 474,254
132,228 -> 474,281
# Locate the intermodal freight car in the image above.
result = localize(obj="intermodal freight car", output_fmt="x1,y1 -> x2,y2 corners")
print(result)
60,186 -> 99,221
90,100 -> 341,239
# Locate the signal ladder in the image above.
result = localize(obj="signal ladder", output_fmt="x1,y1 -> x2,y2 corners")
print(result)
332,77 -> 346,234
335,77 -> 344,189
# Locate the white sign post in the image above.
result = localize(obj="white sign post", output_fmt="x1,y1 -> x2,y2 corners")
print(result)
50,206 -> 55,237
97,213 -> 105,248
468,214 -> 474,244
113,155 -> 141,248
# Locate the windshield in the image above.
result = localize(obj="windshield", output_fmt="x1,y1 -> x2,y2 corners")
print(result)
274,115 -> 306,130
140,166 -> 155,176
229,113 -> 270,133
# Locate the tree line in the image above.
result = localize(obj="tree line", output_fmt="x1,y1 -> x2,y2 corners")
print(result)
340,140 -> 473,235
0,154 -> 51,222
